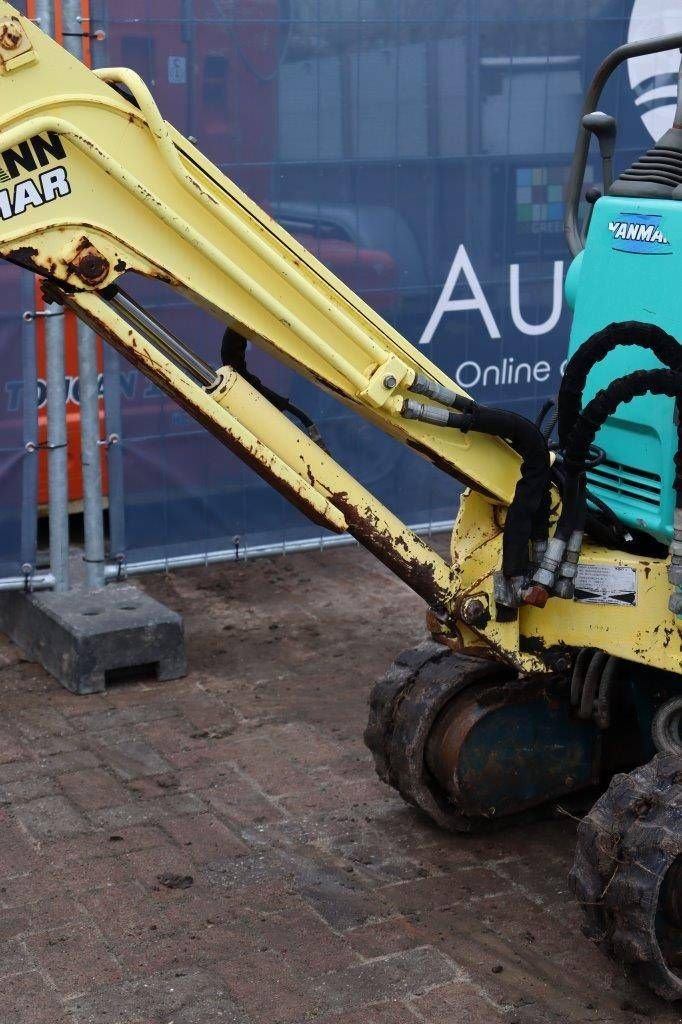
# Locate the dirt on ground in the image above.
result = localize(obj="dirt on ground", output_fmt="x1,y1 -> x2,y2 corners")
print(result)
0,540 -> 679,1024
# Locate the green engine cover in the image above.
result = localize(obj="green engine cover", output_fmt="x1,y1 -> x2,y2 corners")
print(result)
565,196 -> 680,544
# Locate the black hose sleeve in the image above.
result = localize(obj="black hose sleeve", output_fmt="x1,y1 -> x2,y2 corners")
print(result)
536,399 -> 559,441
576,474 -> 588,532
470,407 -> 551,577
554,459 -> 630,546
565,368 -> 682,468
676,409 -> 682,505
563,370 -> 682,538
531,477 -> 552,545
558,322 -> 682,446
554,471 -> 583,543
227,326 -> 550,575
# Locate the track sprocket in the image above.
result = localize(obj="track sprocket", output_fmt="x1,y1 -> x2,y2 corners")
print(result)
570,754 -> 682,1000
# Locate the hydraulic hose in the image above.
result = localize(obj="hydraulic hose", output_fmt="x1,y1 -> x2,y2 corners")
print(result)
558,369 -> 682,572
554,469 -> 583,544
553,458 -> 631,548
555,324 -> 682,559
534,370 -> 682,595
564,369 -> 682,500
221,327 -> 327,447
468,407 -> 551,575
558,322 -> 682,446
404,400 -> 551,579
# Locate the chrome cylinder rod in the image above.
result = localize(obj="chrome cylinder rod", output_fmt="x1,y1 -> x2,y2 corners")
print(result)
107,289 -> 215,387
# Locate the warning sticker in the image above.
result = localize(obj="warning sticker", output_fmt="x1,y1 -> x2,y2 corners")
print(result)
574,564 -> 637,607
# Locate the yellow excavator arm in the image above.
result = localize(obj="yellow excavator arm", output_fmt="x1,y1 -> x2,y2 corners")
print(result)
0,3 -> 677,675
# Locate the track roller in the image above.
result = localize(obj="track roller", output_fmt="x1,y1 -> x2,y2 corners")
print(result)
365,641 -> 601,832
365,641 -> 511,831
570,755 -> 682,1000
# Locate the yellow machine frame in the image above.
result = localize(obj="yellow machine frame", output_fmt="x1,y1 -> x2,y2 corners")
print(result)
0,4 -> 677,675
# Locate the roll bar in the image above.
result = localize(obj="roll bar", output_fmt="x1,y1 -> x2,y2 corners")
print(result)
565,32 -> 682,257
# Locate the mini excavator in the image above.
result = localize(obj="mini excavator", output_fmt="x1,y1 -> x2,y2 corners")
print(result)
1,3 -> 682,999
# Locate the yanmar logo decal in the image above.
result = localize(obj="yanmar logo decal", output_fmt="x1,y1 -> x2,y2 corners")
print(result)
608,212 -> 671,254
0,131 -> 71,222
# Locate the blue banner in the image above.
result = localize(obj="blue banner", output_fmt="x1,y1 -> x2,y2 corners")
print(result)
85,0 -> 680,566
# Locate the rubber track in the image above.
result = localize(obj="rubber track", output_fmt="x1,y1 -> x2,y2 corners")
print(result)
570,755 -> 682,1000
364,640 -> 510,832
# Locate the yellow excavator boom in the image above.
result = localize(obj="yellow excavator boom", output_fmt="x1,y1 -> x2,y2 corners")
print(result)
0,4 -> 677,674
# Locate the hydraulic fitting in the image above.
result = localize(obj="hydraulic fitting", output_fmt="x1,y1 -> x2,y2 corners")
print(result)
554,578 -> 574,600
554,530 -> 584,600
409,373 -> 474,412
531,535 -> 566,590
401,398 -> 452,427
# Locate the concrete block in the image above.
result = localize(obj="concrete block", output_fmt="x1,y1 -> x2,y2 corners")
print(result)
0,584 -> 186,695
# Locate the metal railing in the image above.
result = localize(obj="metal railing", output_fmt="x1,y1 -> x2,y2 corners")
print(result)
104,519 -> 454,581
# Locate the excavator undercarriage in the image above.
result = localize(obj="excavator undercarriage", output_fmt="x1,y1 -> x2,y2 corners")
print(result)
1,3 -> 682,1000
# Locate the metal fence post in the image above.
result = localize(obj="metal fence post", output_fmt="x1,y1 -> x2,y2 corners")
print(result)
20,274 -> 39,577
44,290 -> 71,593
63,0 -> 106,589
76,322 -> 106,588
102,343 -> 126,568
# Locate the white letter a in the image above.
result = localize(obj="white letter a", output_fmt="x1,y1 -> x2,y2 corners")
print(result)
419,244 -> 501,345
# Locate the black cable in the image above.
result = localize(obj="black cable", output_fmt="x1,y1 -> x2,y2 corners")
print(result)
536,399 -> 555,431
586,487 -> 630,537
552,447 -> 605,546
536,398 -> 559,441
554,469 -> 584,544
671,403 -> 675,507
531,476 -> 552,547
584,512 -> 623,548
220,328 -> 328,449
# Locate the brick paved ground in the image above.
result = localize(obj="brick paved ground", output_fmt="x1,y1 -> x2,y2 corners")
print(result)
0,543 -> 679,1024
